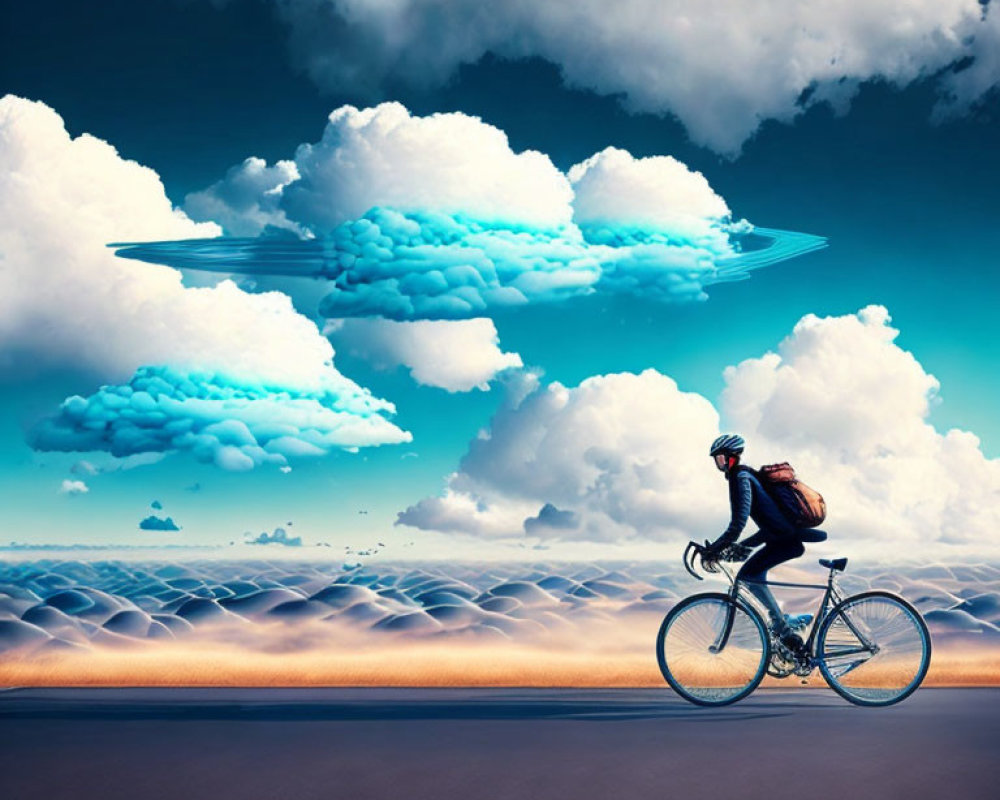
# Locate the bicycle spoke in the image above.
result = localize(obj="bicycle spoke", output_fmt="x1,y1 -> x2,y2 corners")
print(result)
818,592 -> 930,706
658,596 -> 767,705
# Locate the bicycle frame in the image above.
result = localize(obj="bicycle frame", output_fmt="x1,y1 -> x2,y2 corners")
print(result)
664,543 -> 931,706
682,541 -> 877,659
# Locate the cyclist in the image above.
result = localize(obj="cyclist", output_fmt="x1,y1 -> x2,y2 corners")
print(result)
703,433 -> 827,655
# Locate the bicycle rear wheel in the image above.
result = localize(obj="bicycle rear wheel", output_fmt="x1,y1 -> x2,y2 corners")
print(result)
816,591 -> 931,706
656,592 -> 769,706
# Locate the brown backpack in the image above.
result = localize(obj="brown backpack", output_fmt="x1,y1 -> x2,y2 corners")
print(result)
756,462 -> 827,528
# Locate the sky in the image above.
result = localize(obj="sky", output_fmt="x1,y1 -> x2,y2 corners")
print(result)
1,0 -> 999,560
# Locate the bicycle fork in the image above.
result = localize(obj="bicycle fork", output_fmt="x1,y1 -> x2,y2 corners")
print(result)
708,588 -> 740,654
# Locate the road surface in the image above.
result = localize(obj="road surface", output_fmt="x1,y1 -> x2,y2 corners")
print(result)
1,687 -> 996,799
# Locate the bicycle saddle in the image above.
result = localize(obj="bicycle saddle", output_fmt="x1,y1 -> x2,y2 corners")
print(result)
819,557 -> 848,572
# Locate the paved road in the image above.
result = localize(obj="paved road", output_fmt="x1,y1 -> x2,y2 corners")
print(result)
1,688 -> 997,800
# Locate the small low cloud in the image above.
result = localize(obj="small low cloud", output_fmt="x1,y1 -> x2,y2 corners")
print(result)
151,500 -> 162,510
58,479 -> 89,496
183,157 -> 304,237
139,515 -> 181,532
524,503 -> 579,535
245,527 -> 302,547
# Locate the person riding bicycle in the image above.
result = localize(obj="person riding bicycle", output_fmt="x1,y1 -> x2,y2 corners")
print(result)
703,433 -> 828,656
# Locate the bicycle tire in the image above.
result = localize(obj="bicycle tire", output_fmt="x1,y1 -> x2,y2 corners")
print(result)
656,592 -> 770,707
816,590 -> 931,707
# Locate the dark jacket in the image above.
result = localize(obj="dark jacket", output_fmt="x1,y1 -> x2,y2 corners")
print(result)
718,465 -> 796,545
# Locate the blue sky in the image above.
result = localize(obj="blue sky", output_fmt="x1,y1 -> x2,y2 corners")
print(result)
2,1 -> 999,556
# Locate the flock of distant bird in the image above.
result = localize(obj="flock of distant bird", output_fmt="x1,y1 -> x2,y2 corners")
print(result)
141,497 -> 416,560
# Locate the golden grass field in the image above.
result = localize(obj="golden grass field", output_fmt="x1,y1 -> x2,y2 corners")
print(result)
2,639 -> 996,688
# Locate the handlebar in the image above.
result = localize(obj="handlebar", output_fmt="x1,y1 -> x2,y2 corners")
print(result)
683,540 -> 832,590
683,541 -> 705,581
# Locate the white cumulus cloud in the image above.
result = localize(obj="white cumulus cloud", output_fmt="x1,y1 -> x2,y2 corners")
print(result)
278,102 -> 574,233
569,146 -> 741,256
722,305 -> 1000,553
184,156 -> 304,237
397,370 -> 726,540
131,103 -> 822,326
0,95 -> 409,467
1,95 -> 325,386
58,479 -> 89,496
326,317 -> 523,392
137,102 -> 823,392
399,307 -> 1000,558
266,0 -> 997,155
570,147 -> 732,234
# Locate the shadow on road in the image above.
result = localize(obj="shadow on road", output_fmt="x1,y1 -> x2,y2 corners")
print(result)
0,687 -> 848,722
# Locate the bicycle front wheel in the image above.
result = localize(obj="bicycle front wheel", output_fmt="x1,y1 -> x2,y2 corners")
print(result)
656,593 -> 769,706
816,591 -> 931,706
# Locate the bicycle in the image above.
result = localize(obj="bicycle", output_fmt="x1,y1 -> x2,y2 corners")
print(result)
655,541 -> 931,707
